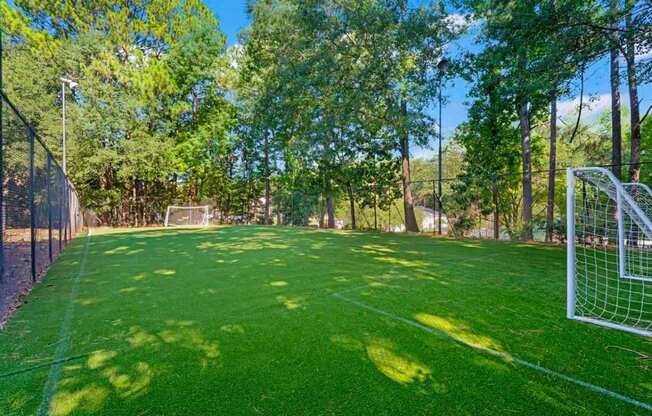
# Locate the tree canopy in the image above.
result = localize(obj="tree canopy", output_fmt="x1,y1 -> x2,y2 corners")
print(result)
1,0 -> 650,239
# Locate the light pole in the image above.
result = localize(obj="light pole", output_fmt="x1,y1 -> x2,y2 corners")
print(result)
60,78 -> 78,174
436,58 -> 448,235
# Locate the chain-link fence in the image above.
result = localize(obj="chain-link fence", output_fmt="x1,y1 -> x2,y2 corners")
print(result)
199,163 -> 652,247
315,166 -> 637,243
1,92 -> 83,324
248,169 -> 570,243
434,169 -> 568,242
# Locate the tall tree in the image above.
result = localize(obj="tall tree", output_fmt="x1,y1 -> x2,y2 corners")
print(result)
624,0 -> 641,182
3,0 -> 236,225
609,0 -> 623,179
400,98 -> 419,232
460,0 -> 604,239
240,0 -> 455,232
545,94 -> 557,242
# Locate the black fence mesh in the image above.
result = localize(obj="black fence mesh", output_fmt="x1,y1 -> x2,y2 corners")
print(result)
1,92 -> 83,324
245,170 -> 569,243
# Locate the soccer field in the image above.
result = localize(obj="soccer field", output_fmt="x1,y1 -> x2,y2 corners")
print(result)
0,226 -> 650,415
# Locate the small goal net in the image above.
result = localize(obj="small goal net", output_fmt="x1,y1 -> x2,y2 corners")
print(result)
567,167 -> 652,336
164,206 -> 209,227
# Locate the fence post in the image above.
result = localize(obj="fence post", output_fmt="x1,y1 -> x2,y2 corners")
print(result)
68,185 -> 72,240
29,129 -> 36,282
432,180 -> 437,234
65,183 -> 70,243
47,154 -> 52,262
58,171 -> 62,251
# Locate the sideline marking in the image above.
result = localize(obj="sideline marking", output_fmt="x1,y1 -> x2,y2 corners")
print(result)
37,231 -> 92,416
333,292 -> 652,412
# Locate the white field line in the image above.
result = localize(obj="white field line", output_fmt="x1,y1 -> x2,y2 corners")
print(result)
37,231 -> 92,416
331,285 -> 373,296
333,292 -> 652,412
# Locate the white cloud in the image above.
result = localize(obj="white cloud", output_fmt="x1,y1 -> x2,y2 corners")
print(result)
636,50 -> 652,63
444,14 -> 474,35
557,93 -> 612,124
226,43 -> 243,69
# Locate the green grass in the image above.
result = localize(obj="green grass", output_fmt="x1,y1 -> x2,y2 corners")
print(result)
0,226 -> 650,415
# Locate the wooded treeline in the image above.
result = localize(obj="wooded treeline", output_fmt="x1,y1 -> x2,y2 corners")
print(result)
1,0 -> 651,238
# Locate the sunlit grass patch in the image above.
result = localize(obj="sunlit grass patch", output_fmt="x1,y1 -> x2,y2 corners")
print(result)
0,226 -> 649,415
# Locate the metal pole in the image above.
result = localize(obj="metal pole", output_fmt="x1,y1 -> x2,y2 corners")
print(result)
47,154 -> 52,262
566,169 -> 576,319
374,194 -> 378,231
62,82 -> 67,175
432,179 -> 436,234
29,130 -> 36,282
438,76 -> 443,235
65,183 -> 70,243
58,170 -> 63,252
617,183 -> 626,278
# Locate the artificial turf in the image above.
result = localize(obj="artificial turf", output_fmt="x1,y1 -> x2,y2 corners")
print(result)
0,226 -> 650,415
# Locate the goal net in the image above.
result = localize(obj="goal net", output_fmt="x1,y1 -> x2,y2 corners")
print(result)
164,206 -> 209,227
567,167 -> 652,336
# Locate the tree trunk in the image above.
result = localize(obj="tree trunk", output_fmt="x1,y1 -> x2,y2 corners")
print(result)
517,98 -> 533,241
347,183 -> 356,230
374,196 -> 378,231
545,94 -> 557,243
141,181 -> 147,226
132,179 -> 138,228
263,131 -> 271,224
492,179 -> 500,240
400,99 -> 419,232
610,0 -> 622,179
625,1 -> 641,182
319,194 -> 325,229
326,195 -> 335,228
191,91 -> 199,124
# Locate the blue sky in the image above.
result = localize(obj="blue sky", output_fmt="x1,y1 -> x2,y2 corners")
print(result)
206,1 -> 652,158
204,0 -> 250,47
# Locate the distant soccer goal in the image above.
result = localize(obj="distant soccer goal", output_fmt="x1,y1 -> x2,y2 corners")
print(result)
164,206 -> 210,227
567,167 -> 652,336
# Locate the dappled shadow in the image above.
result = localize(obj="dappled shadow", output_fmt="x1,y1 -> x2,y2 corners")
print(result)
2,225 -> 650,415
45,319 -> 220,415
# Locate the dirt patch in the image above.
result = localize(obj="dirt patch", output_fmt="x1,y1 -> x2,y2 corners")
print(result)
1,228 -> 69,327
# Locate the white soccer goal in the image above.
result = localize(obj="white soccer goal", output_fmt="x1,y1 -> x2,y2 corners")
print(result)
567,167 -> 652,336
164,206 -> 210,227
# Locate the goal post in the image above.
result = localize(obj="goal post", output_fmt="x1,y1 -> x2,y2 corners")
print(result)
567,167 -> 652,336
164,206 -> 209,227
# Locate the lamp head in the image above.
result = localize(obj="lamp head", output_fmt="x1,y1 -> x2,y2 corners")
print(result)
60,78 -> 78,89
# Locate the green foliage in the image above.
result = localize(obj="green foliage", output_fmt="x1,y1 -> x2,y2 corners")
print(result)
2,0 -> 238,225
1,0 -> 649,231
237,0 -> 458,227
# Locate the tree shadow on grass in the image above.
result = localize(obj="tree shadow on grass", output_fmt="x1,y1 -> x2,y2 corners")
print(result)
46,319 -> 221,416
1,226 -> 650,415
